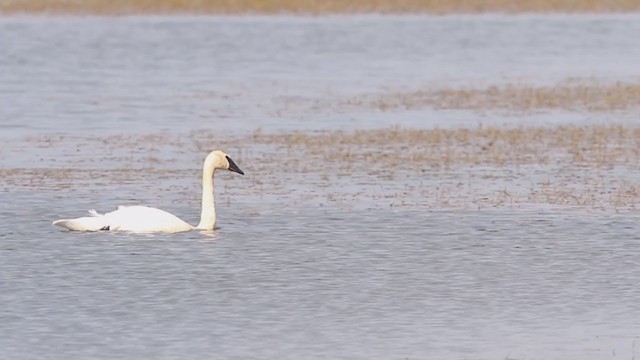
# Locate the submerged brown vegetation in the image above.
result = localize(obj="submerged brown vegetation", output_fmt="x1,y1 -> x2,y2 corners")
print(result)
5,124 -> 640,211
252,125 -> 640,167
2,0 -> 640,14
347,82 -> 640,113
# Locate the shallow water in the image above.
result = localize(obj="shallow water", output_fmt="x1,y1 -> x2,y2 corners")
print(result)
3,191 -> 640,359
3,14 -> 640,138
2,14 -> 640,360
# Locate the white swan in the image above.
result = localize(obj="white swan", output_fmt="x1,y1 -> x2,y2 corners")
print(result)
52,150 -> 244,233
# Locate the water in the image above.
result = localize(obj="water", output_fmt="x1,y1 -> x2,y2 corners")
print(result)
2,14 -> 640,360
3,14 -> 640,137
3,193 -> 640,359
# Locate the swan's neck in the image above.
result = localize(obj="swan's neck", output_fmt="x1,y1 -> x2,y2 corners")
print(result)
196,167 -> 216,230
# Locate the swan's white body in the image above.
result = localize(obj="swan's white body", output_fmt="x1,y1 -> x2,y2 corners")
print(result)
53,206 -> 195,233
52,150 -> 244,233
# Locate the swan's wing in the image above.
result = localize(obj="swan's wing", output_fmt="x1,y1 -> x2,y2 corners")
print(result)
88,209 -> 102,216
52,215 -> 109,231
103,206 -> 194,233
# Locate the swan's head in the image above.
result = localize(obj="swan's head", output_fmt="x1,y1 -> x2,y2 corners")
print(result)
206,150 -> 244,175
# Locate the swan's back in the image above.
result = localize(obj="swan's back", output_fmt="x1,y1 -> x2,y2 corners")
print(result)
105,206 -> 194,233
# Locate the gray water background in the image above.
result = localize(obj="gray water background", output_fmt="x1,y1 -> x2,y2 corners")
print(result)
2,14 -> 640,359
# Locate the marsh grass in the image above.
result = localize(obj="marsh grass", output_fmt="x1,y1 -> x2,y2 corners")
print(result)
347,82 -> 640,113
6,124 -> 640,211
258,124 -> 640,165
2,0 -> 640,14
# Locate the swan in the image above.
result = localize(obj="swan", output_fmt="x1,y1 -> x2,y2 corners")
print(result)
52,150 -> 244,233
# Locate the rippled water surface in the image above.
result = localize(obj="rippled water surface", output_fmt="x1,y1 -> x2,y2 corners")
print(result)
2,14 -> 640,360
3,14 -> 640,137
3,192 -> 640,359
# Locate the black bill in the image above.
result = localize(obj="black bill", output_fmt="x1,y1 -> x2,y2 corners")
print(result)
226,155 -> 244,175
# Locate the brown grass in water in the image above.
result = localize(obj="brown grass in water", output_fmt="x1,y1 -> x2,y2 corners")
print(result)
348,82 -> 640,113
252,124 -> 640,210
8,124 -> 640,211
2,0 -> 640,14
9,79 -> 640,210
252,124 -> 640,171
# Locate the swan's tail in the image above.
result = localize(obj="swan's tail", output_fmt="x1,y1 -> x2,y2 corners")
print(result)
52,210 -> 109,231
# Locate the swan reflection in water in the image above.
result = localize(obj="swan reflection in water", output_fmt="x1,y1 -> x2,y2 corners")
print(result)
52,150 -> 244,233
